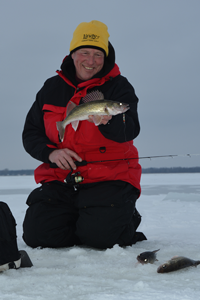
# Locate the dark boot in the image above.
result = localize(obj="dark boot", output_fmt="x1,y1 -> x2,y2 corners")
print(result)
0,202 -> 21,272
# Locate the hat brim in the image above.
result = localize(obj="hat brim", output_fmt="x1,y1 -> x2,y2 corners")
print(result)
70,45 -> 106,57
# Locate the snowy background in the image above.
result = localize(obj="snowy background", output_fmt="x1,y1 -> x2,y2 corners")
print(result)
0,173 -> 200,300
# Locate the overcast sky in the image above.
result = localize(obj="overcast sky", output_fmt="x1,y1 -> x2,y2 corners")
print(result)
0,0 -> 199,170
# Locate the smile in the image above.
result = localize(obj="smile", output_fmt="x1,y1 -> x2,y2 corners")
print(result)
83,65 -> 94,70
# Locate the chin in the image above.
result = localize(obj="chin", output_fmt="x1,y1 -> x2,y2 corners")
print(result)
82,73 -> 95,81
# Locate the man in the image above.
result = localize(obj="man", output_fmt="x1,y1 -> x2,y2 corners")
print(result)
22,20 -> 146,249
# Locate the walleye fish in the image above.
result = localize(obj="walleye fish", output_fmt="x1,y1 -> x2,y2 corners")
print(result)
137,249 -> 160,264
56,90 -> 129,142
157,256 -> 200,273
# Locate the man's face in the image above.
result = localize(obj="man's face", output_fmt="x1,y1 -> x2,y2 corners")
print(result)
71,48 -> 105,81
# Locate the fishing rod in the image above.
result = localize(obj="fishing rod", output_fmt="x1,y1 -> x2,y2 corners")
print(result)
50,153 -> 199,169
49,153 -> 199,189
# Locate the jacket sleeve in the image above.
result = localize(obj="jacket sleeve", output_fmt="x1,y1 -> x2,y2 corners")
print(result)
98,75 -> 140,143
22,89 -> 57,163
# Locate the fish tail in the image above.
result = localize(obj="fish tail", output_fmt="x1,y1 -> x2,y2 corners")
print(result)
195,260 -> 200,266
153,249 -> 160,253
56,121 -> 65,142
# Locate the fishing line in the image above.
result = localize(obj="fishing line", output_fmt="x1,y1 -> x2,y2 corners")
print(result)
123,113 -> 126,140
122,112 -> 131,155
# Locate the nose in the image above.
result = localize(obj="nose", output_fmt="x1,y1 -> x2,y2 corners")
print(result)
87,55 -> 95,65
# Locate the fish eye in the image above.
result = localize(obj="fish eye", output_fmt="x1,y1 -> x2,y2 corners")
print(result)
162,264 -> 166,269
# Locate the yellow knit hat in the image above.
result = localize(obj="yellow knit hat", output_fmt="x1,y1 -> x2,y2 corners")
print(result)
70,20 -> 110,56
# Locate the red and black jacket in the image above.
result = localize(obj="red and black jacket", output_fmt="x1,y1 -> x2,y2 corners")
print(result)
22,43 -> 142,192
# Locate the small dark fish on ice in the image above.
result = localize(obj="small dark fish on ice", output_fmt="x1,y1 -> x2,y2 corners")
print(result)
137,249 -> 160,264
157,256 -> 200,273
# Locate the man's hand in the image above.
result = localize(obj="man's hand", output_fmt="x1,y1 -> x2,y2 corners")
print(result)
49,148 -> 82,170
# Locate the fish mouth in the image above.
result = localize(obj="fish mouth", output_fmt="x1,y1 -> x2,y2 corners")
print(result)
122,104 -> 130,112
122,103 -> 129,108
157,263 -> 168,273
137,256 -> 145,264
157,266 -> 164,273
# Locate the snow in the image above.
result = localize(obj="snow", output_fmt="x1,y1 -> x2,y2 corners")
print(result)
0,174 -> 200,300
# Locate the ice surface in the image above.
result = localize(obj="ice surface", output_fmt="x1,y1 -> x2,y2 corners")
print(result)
0,174 -> 200,300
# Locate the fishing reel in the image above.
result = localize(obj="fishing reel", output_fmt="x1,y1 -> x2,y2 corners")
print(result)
64,170 -> 84,191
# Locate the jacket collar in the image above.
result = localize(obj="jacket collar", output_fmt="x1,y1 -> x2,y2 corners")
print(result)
57,63 -> 120,91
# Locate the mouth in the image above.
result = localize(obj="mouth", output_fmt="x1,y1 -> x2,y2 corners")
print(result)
83,65 -> 94,70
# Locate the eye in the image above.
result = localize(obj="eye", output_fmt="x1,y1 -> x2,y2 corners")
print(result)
81,51 -> 89,56
162,264 -> 166,269
95,52 -> 104,57
144,259 -> 148,262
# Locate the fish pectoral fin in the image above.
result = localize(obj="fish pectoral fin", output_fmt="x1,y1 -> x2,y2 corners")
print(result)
67,101 -> 77,116
92,115 -> 102,126
104,107 -> 110,115
71,120 -> 79,131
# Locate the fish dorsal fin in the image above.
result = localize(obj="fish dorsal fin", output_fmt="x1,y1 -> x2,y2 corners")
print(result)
82,90 -> 104,103
171,256 -> 180,260
67,101 -> 77,116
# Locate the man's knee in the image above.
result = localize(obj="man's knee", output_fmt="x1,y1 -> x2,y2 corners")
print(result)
23,200 -> 81,248
23,205 -> 43,248
75,206 -> 135,249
